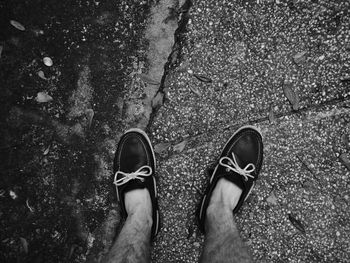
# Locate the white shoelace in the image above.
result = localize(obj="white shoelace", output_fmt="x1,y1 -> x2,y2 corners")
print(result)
113,165 -> 152,187
219,152 -> 255,182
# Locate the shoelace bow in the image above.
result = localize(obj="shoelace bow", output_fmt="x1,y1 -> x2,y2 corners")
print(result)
219,152 -> 255,182
114,165 -> 152,187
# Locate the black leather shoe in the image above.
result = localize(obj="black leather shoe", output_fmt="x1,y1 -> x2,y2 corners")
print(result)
113,128 -> 160,240
198,125 -> 263,233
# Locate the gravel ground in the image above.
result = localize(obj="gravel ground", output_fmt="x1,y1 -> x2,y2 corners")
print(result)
149,0 -> 350,262
1,0 -> 349,262
151,103 -> 350,262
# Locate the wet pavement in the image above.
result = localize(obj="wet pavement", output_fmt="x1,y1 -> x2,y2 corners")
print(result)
1,0 -> 350,262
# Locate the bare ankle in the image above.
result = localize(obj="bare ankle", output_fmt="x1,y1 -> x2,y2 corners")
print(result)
208,178 -> 242,211
125,188 -> 153,220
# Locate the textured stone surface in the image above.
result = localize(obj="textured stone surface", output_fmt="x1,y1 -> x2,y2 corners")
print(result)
1,0 -> 349,262
149,0 -> 350,262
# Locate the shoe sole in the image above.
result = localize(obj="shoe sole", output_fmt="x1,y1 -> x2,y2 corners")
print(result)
199,125 -> 262,230
122,128 -> 160,237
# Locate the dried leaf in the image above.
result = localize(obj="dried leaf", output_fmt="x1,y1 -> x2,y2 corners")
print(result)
190,86 -> 201,96
268,105 -> 276,123
341,134 -> 349,149
26,199 -> 35,213
293,51 -> 307,63
35,92 -> 53,103
339,153 -> 350,171
43,146 -> 50,155
37,70 -> 47,80
152,92 -> 164,108
173,140 -> 187,153
43,57 -> 53,67
266,191 -> 278,205
283,83 -> 300,110
10,20 -> 25,31
69,244 -> 79,259
154,142 -> 171,154
193,74 -> 212,83
139,74 -> 160,85
288,214 -> 305,233
85,109 -> 94,128
19,237 -> 28,253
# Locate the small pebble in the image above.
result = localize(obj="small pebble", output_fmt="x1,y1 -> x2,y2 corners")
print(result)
9,190 -> 17,199
35,91 -> 53,103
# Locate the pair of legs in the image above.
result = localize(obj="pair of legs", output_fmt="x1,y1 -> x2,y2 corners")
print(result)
104,180 -> 252,263
106,126 -> 262,263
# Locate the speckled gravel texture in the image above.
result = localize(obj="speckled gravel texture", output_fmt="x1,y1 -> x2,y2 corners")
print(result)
148,0 -> 350,262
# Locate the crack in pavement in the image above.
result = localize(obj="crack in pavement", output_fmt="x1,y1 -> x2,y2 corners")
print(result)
86,1 -> 193,260
147,0 -> 193,133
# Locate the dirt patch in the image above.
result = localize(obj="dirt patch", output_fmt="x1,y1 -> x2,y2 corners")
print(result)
0,0 -> 187,261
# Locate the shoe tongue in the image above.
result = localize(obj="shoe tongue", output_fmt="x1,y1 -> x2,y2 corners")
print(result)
220,153 -> 246,191
222,170 -> 245,191
122,178 -> 146,193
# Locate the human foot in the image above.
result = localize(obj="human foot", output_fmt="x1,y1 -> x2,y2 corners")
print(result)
198,126 -> 263,233
113,128 -> 160,239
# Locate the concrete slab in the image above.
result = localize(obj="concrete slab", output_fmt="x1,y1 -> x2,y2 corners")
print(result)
152,0 -> 350,142
151,103 -> 350,262
148,1 -> 350,261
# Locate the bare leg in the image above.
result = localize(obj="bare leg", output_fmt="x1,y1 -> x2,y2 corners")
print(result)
200,179 -> 253,263
104,189 -> 152,263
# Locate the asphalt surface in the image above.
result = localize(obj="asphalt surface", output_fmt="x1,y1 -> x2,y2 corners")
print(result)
1,0 -> 349,262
